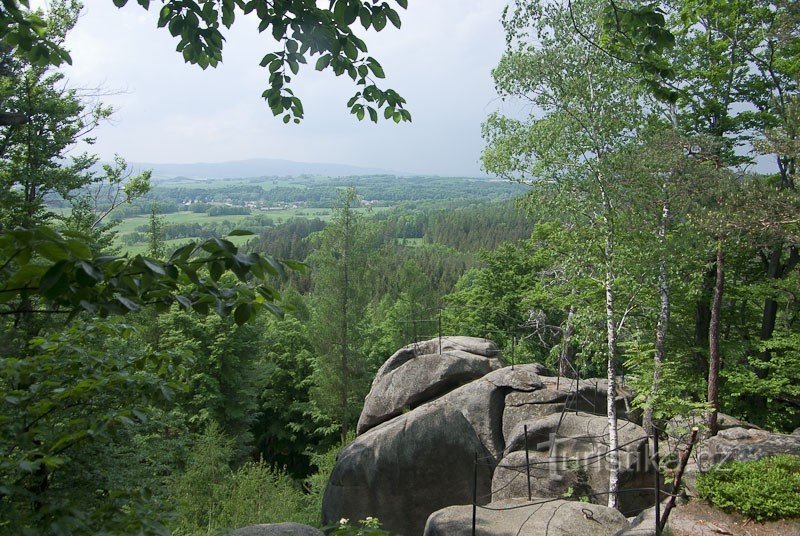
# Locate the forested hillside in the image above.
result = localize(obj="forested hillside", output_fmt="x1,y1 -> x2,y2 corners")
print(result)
1,0 -> 799,534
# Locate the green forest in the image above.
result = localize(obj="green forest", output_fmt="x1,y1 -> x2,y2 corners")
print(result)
1,0 -> 799,534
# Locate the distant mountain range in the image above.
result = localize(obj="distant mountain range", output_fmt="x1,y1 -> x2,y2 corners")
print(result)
125,158 -> 402,181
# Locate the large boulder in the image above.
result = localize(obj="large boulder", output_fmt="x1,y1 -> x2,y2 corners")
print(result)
495,412 -> 651,514
322,396 -> 495,536
371,336 -> 499,383
357,349 -> 501,434
323,365 -> 542,536
424,499 -> 629,536
232,523 -> 324,536
665,412 -> 761,443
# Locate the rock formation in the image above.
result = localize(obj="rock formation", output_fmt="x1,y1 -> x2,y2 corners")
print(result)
322,337 -> 651,535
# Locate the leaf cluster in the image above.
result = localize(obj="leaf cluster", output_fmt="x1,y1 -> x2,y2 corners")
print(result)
0,0 -> 72,67
0,226 -> 302,324
113,0 -> 411,124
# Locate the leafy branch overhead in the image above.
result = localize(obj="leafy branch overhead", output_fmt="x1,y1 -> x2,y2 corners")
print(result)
0,227 -> 306,325
0,0 -> 73,66
112,0 -> 412,124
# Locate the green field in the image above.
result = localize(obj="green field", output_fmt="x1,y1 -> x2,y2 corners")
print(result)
112,208 -> 331,235
111,206 -> 385,254
120,235 -> 253,256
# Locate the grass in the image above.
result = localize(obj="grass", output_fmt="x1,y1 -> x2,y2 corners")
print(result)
120,235 -> 253,256
110,206 -> 385,254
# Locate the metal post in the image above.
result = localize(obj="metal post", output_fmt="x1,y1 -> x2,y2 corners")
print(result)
556,356 -> 561,390
594,381 -> 598,414
483,319 -> 487,339
438,311 -> 442,354
524,424 -> 531,501
412,320 -> 417,346
472,452 -> 478,536
653,424 -> 661,536
511,336 -> 516,370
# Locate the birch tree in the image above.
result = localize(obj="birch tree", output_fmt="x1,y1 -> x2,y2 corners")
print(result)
482,0 -> 647,509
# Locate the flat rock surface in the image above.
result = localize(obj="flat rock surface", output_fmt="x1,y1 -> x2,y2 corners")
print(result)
232,523 -> 324,536
424,499 -> 629,536
618,500 -> 800,536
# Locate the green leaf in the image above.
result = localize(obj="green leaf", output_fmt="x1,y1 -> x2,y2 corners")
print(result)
386,9 -> 401,29
143,258 -> 165,275
372,11 -> 386,31
210,260 -> 224,281
234,302 -> 252,325
38,260 -> 68,298
35,241 -> 67,262
175,295 -> 192,310
368,60 -> 385,79
115,295 -> 141,312
315,54 -> 331,71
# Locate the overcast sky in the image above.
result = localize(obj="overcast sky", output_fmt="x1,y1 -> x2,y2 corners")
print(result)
52,1 -> 512,176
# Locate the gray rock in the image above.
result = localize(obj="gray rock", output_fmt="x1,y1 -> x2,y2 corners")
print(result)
424,499 -> 629,536
502,377 -> 626,439
491,450 -> 583,501
323,397 -> 494,536
498,413 -> 652,514
325,365 -> 546,536
232,523 -> 324,536
696,426 -> 800,469
483,365 -> 543,392
614,501 -> 668,536
372,336 -> 499,384
356,349 -> 501,434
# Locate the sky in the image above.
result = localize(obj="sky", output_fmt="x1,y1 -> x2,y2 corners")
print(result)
50,1 -> 512,176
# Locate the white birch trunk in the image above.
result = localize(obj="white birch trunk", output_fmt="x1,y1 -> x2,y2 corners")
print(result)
644,185 -> 670,433
601,189 -> 620,510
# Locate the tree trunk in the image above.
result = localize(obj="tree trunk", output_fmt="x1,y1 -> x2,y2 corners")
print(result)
707,242 -> 724,436
605,258 -> 620,509
644,190 -> 670,434
599,196 -> 620,509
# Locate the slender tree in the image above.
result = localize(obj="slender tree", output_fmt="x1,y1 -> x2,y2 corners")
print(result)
308,188 -> 374,440
483,0 -> 648,508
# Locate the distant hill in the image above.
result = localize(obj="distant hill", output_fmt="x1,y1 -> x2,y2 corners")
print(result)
125,158 -> 401,181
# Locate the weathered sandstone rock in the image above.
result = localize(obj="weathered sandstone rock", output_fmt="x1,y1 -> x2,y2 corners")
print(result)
357,349 -> 501,434
232,522 -> 324,536
424,499 -> 629,536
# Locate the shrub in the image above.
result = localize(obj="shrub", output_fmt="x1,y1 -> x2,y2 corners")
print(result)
172,424 -> 310,534
696,455 -> 800,521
